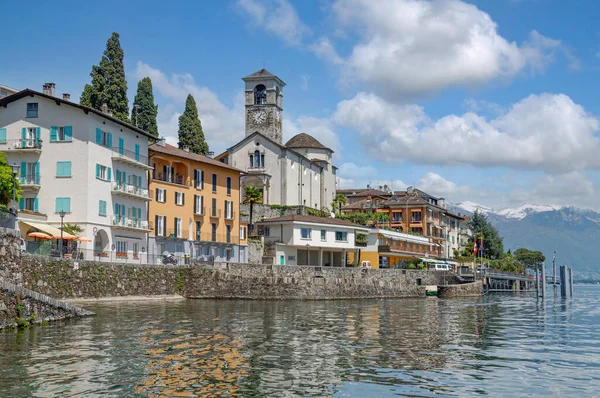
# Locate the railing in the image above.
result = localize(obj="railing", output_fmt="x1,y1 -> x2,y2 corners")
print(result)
355,240 -> 368,247
111,216 -> 152,230
111,147 -> 148,165
194,206 -> 206,216
153,171 -> 187,186
193,231 -> 241,244
225,211 -> 236,220
20,174 -> 40,185
391,218 -> 403,223
2,138 -> 43,150
210,209 -> 222,218
378,244 -> 437,256
163,228 -> 189,239
113,182 -> 152,199
411,218 -> 422,223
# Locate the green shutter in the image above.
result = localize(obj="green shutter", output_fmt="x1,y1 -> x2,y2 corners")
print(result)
115,169 -> 121,184
107,167 -> 111,182
56,162 -> 61,176
21,128 -> 26,148
138,176 -> 142,188
0,128 -> 6,143
35,127 -> 41,142
65,198 -> 71,212
107,133 -> 113,148
64,126 -> 72,141
96,164 -> 101,179
135,144 -> 140,161
55,198 -> 60,213
20,161 -> 26,184
122,171 -> 126,184
33,198 -> 39,212
121,205 -> 125,224
50,126 -> 58,142
65,162 -> 71,177
19,197 -> 24,210
138,208 -> 142,221
118,137 -> 124,155
34,162 -> 40,184
96,128 -> 102,144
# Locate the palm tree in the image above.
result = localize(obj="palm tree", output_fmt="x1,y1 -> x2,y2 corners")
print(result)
243,186 -> 263,233
333,193 -> 347,215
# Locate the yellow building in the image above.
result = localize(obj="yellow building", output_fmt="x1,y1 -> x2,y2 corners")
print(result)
148,141 -> 247,264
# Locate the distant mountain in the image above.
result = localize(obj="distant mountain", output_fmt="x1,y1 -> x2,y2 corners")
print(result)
450,202 -> 600,279
453,201 -> 494,215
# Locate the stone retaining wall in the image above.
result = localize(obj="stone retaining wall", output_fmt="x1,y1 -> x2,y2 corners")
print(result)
438,280 -> 483,297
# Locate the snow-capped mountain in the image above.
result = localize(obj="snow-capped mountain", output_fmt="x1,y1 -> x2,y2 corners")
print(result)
452,201 -> 494,215
496,203 -> 562,219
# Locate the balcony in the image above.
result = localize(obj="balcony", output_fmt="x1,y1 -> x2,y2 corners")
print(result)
225,211 -> 236,220
20,174 -> 41,190
112,182 -> 152,201
390,217 -> 403,225
194,206 -> 206,216
152,171 -> 188,186
111,216 -> 152,232
1,138 -> 43,153
194,231 -> 240,244
162,228 -> 190,239
111,147 -> 152,169
378,244 -> 436,257
210,209 -> 222,219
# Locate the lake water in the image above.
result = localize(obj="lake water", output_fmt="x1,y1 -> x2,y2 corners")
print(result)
1,286 -> 599,397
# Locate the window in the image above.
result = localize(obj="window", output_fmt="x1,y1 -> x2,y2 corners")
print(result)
226,225 -> 232,243
50,126 -> 72,142
212,173 -> 217,192
194,195 -> 204,215
301,228 -> 312,239
156,215 -> 166,237
240,226 -> 247,240
321,230 -> 326,241
226,177 -> 232,195
254,84 -> 267,105
264,226 -> 270,237
411,212 -> 422,222
95,164 -> 111,182
225,200 -> 234,219
249,154 -> 253,167
196,221 -> 202,240
212,198 -> 217,217
99,200 -> 107,216
194,169 -> 204,189
335,231 -> 348,242
116,240 -> 127,254
23,198 -> 38,212
0,128 -> 5,144
175,192 -> 184,206
55,197 -> 71,213
156,188 -> 166,203
96,128 -> 112,148
254,150 -> 260,168
26,103 -> 38,117
56,161 -> 72,177
211,223 -> 217,242
175,218 -> 182,238
0,89 -> 7,98
133,242 -> 139,256
20,162 -> 39,185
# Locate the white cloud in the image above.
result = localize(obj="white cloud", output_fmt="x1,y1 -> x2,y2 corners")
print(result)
301,74 -> 310,91
134,62 -> 244,153
337,162 -> 407,192
236,0 -> 310,46
462,98 -> 505,116
327,0 -> 565,97
334,91 -> 600,173
284,116 -> 342,161
310,37 -> 344,65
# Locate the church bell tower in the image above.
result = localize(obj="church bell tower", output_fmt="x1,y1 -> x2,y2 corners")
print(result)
243,69 -> 285,144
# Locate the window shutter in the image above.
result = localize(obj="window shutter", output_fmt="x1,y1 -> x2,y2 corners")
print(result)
20,161 -> 26,184
155,215 -> 159,236
107,133 -> 113,148
35,162 -> 40,182
19,197 -> 24,210
21,127 -> 26,139
56,162 -> 62,177
64,126 -> 72,141
182,193 -> 185,205
116,169 -> 121,183
138,176 -> 142,188
115,203 -> 119,217
122,171 -> 126,184
33,198 -> 39,212
96,128 -> 102,144
0,128 -> 5,144
156,189 -> 159,201
66,198 -> 71,212
194,195 -> 198,213
135,144 -> 140,161
107,167 -> 111,182
201,171 -> 204,189
138,208 -> 142,221
96,164 -> 100,179
50,126 -> 58,142
121,205 -> 125,222
65,162 -> 71,177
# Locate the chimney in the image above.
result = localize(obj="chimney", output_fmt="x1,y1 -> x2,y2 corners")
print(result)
156,137 -> 166,147
42,83 -> 52,96
62,93 -> 70,101
206,151 -> 215,159
366,184 -> 371,189
379,185 -> 383,190
384,184 -> 389,193
183,145 -> 190,153
101,103 -> 111,115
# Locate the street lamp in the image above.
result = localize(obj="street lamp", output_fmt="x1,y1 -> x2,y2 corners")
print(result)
10,163 -> 20,213
59,210 -> 66,258
306,243 -> 310,266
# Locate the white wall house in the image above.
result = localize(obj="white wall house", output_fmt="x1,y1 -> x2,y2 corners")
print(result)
257,215 -> 369,266
217,69 -> 338,211
0,86 -> 155,261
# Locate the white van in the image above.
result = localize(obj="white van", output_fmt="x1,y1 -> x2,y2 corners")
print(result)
430,263 -> 450,271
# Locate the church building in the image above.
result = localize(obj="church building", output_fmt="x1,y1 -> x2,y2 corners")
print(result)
216,69 -> 337,210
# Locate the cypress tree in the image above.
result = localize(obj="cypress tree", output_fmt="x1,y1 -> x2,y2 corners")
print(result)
132,77 -> 158,136
80,32 -> 130,123
178,94 -> 209,155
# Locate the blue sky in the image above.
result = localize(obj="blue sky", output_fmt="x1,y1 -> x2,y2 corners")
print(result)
3,0 -> 600,210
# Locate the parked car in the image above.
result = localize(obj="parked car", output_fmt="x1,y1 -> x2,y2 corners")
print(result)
429,263 -> 451,271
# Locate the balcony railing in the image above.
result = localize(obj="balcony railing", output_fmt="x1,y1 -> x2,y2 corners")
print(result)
20,174 -> 40,185
210,209 -> 222,218
225,211 -> 236,220
410,218 -> 422,223
163,228 -> 189,239
355,240 -> 368,247
111,147 -> 149,166
152,171 -> 187,186
194,231 -> 240,244
378,244 -> 436,256
113,182 -> 152,200
1,138 -> 43,151
391,218 -> 403,224
111,216 -> 152,231
194,206 -> 206,216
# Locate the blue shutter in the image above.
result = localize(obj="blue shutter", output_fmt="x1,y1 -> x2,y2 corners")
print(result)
20,161 -> 26,184
135,144 -> 140,161
115,169 -> 121,184
36,127 -> 41,140
65,162 -> 71,177
19,198 -> 24,210
107,133 -> 113,148
96,164 -> 101,179
138,176 -> 142,188
33,198 -> 39,212
55,198 -> 60,213
121,205 -> 125,224
50,126 -> 58,142
56,162 -> 61,177
115,203 -> 119,216
118,137 -> 124,155
0,128 -> 6,143
65,198 -> 71,212
64,126 -> 72,141
122,171 -> 126,185
21,128 -> 26,148
107,167 -> 111,182
138,208 -> 142,221
34,162 -> 40,184
96,128 -> 102,144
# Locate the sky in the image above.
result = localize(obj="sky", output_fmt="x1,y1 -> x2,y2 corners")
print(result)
2,0 -> 600,210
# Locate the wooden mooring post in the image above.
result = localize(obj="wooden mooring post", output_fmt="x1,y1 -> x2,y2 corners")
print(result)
559,265 -> 574,298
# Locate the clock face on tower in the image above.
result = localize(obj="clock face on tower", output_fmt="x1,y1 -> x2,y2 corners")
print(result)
253,110 -> 267,125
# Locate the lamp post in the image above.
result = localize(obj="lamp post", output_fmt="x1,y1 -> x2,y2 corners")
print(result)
10,163 -> 20,213
306,243 -> 310,266
59,210 -> 66,258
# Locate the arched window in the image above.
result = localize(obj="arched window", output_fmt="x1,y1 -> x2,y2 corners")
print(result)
249,154 -> 254,167
260,154 -> 265,167
254,150 -> 260,167
254,84 -> 267,105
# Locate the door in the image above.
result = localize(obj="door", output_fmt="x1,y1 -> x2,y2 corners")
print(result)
279,255 -> 285,265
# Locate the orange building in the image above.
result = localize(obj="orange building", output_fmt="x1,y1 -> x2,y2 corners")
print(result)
148,141 -> 247,264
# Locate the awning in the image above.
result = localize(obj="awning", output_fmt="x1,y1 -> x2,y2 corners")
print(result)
20,221 -> 76,239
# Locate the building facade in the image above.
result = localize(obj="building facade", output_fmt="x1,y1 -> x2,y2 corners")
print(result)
256,215 -> 368,266
148,141 -> 247,264
358,229 -> 438,269
217,69 -> 337,211
0,86 -> 154,261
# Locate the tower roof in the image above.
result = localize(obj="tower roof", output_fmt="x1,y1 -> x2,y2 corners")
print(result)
285,133 -> 331,151
242,69 -> 286,86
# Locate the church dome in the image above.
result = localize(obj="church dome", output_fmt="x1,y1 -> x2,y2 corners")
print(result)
285,133 -> 329,150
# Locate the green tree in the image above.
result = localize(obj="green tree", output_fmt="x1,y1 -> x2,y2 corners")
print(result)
469,210 -> 504,259
178,94 -> 209,155
514,248 -> 545,271
0,153 -> 21,208
62,223 -> 84,236
132,77 -> 158,136
243,186 -> 263,229
80,32 -> 130,123
332,193 -> 348,214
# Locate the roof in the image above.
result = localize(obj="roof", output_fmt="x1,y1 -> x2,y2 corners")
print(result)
242,69 -> 286,86
342,199 -> 383,210
149,143 -> 243,173
347,189 -> 392,198
257,214 -> 367,229
285,133 -> 331,151
0,89 -> 158,140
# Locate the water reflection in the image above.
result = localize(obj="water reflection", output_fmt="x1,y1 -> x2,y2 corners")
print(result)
1,287 -> 600,397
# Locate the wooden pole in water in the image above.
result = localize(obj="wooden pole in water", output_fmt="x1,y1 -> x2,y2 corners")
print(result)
536,268 -> 540,296
552,251 -> 557,292
560,265 -> 567,298
541,262 -> 546,298
569,267 -> 574,298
